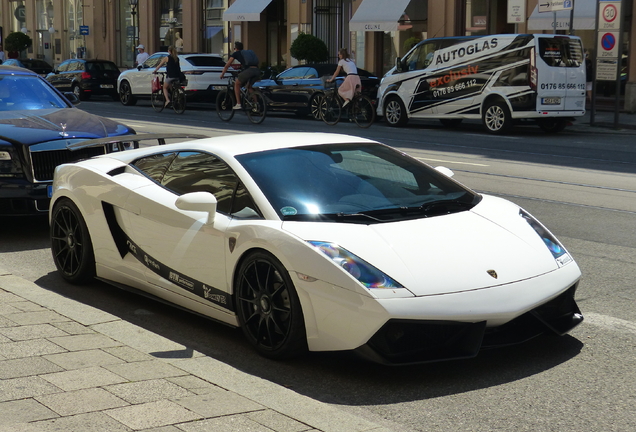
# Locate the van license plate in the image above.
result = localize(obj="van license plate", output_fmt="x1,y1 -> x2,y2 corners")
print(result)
542,97 -> 561,105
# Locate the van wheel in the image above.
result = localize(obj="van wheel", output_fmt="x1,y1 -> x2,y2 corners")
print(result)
440,119 -> 463,128
384,97 -> 408,127
482,100 -> 511,134
537,118 -> 567,134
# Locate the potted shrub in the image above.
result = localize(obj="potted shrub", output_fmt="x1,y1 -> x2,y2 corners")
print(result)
290,33 -> 329,64
5,32 -> 33,59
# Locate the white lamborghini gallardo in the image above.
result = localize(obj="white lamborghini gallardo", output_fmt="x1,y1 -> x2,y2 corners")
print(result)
50,132 -> 583,364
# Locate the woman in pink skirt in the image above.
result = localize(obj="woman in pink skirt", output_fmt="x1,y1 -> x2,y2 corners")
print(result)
327,48 -> 361,107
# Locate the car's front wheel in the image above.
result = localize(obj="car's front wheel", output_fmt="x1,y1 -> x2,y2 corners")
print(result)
50,198 -> 96,284
309,94 -> 324,120
235,251 -> 307,359
383,96 -> 408,127
119,81 -> 137,106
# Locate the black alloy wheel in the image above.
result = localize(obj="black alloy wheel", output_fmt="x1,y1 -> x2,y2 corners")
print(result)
235,251 -> 307,359
119,81 -> 137,106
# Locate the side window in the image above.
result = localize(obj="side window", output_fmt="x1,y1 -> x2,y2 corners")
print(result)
57,61 -> 70,72
133,152 -> 177,182
278,67 -> 310,80
304,68 -> 319,79
403,43 -> 436,71
161,151 -> 239,215
144,54 -> 166,69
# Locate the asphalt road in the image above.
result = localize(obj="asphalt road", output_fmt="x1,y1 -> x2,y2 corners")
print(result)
1,98 -> 635,432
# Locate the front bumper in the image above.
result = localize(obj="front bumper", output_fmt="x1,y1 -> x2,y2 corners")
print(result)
0,179 -> 50,215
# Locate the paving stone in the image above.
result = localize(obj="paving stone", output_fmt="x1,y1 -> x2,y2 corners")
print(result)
41,366 -> 128,391
0,376 -> 62,403
15,411 -> 133,432
0,339 -> 67,359
4,310 -> 70,325
247,409 -> 315,432
102,346 -> 155,363
104,379 -> 193,404
0,323 -> 68,341
48,333 -> 122,351
173,389 -> 264,418
166,375 -> 220,395
0,356 -> 64,379
0,303 -> 21,315
9,301 -> 47,312
138,426 -> 182,432
0,333 -> 11,343
0,291 -> 22,303
176,414 -> 272,432
0,398 -> 59,424
104,360 -> 187,381
0,315 -> 18,327
51,321 -> 96,335
106,399 -> 202,430
36,387 -> 129,416
44,349 -> 124,370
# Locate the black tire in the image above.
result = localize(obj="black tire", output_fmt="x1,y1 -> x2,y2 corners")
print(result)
383,96 -> 408,127
73,85 -> 88,101
352,95 -> 376,128
172,87 -> 186,114
246,91 -> 267,124
216,89 -> 235,121
439,118 -> 463,128
320,93 -> 341,125
151,90 -> 165,112
50,198 -> 96,284
309,93 -> 324,120
235,251 -> 307,359
537,118 -> 567,134
482,100 -> 511,134
119,81 -> 137,106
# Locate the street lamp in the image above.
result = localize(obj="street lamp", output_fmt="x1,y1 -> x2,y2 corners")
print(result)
129,0 -> 138,64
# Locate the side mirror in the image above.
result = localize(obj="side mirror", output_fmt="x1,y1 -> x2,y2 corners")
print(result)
434,166 -> 454,178
63,92 -> 80,105
137,65 -> 143,71
175,192 -> 217,224
395,57 -> 403,73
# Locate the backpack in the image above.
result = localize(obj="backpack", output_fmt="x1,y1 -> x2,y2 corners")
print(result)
241,49 -> 259,67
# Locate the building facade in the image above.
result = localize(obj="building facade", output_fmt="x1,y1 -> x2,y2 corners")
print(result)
1,0 -> 634,110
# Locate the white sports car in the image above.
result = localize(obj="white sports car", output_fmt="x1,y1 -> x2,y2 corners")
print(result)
50,132 -> 583,364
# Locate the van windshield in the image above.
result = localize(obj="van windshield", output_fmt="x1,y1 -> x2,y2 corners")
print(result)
538,37 -> 583,68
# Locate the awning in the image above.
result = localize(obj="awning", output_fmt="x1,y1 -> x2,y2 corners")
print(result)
223,0 -> 272,22
527,0 -> 596,31
349,0 -> 412,32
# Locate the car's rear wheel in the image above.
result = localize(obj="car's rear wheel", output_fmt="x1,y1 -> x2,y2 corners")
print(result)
50,198 -> 96,284
119,81 -> 137,106
309,94 -> 324,120
73,85 -> 89,101
482,100 -> 511,134
235,251 -> 307,359
383,96 -> 408,127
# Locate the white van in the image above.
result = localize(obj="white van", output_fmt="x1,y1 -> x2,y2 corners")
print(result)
376,34 -> 586,133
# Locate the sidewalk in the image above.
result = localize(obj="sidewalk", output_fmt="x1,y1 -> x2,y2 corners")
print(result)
0,266 -> 392,432
571,100 -> 636,134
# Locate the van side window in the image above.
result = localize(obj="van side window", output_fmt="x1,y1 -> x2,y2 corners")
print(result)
403,42 -> 436,71
538,38 -> 583,68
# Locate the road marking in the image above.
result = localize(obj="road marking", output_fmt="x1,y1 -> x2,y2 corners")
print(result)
416,157 -> 489,167
582,312 -> 636,335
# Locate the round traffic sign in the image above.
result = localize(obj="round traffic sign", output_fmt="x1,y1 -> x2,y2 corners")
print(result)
601,33 -> 616,51
602,4 -> 618,23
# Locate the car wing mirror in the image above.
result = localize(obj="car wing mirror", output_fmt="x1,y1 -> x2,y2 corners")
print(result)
63,92 -> 80,105
395,56 -> 403,73
434,166 -> 454,178
175,192 -> 218,224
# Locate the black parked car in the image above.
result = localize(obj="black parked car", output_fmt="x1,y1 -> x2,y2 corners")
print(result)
255,64 -> 380,119
46,59 -> 120,101
0,65 -> 135,215
1,58 -> 54,76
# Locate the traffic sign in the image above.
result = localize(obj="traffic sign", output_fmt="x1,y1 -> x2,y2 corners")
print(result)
597,32 -> 619,58
538,0 -> 573,13
79,26 -> 89,36
598,2 -> 621,30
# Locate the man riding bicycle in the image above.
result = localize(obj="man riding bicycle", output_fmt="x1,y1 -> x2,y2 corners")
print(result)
220,41 -> 260,110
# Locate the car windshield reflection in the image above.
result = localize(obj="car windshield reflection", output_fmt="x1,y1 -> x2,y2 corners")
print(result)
237,143 -> 480,222
0,75 -> 68,111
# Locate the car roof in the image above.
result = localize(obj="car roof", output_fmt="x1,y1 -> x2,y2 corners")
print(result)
106,133 -> 379,162
0,65 -> 38,76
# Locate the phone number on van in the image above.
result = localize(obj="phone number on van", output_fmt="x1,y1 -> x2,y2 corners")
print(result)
540,83 -> 585,90
432,79 -> 478,98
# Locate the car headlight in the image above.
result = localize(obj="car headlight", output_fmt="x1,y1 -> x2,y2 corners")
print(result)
519,209 -> 572,266
308,241 -> 403,288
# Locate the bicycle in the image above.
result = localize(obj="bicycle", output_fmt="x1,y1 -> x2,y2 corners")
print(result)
216,70 -> 267,124
319,78 -> 376,128
151,72 -> 187,115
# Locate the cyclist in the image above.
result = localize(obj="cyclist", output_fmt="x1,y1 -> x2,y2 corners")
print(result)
220,41 -> 260,110
153,45 -> 182,108
327,48 -> 360,108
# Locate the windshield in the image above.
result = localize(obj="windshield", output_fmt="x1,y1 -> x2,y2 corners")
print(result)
237,143 -> 480,223
0,74 -> 68,111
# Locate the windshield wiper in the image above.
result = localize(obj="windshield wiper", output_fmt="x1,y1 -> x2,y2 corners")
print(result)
420,200 -> 474,214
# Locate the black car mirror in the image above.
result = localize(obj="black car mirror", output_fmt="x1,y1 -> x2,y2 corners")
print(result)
63,92 -> 80,105
395,56 -> 403,73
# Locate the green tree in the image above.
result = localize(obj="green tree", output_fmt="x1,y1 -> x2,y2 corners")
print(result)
290,33 -> 329,63
403,37 -> 421,54
5,32 -> 33,56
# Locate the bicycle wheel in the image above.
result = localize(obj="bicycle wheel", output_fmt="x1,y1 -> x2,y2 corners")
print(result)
352,95 -> 376,128
151,90 -> 165,113
216,89 -> 235,121
246,91 -> 267,124
320,93 -> 341,125
172,87 -> 186,114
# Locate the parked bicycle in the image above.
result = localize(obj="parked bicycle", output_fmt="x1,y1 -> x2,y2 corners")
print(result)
319,78 -> 376,128
216,70 -> 267,124
151,72 -> 187,114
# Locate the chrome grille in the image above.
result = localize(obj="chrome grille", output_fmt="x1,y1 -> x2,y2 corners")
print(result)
30,146 -> 106,181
